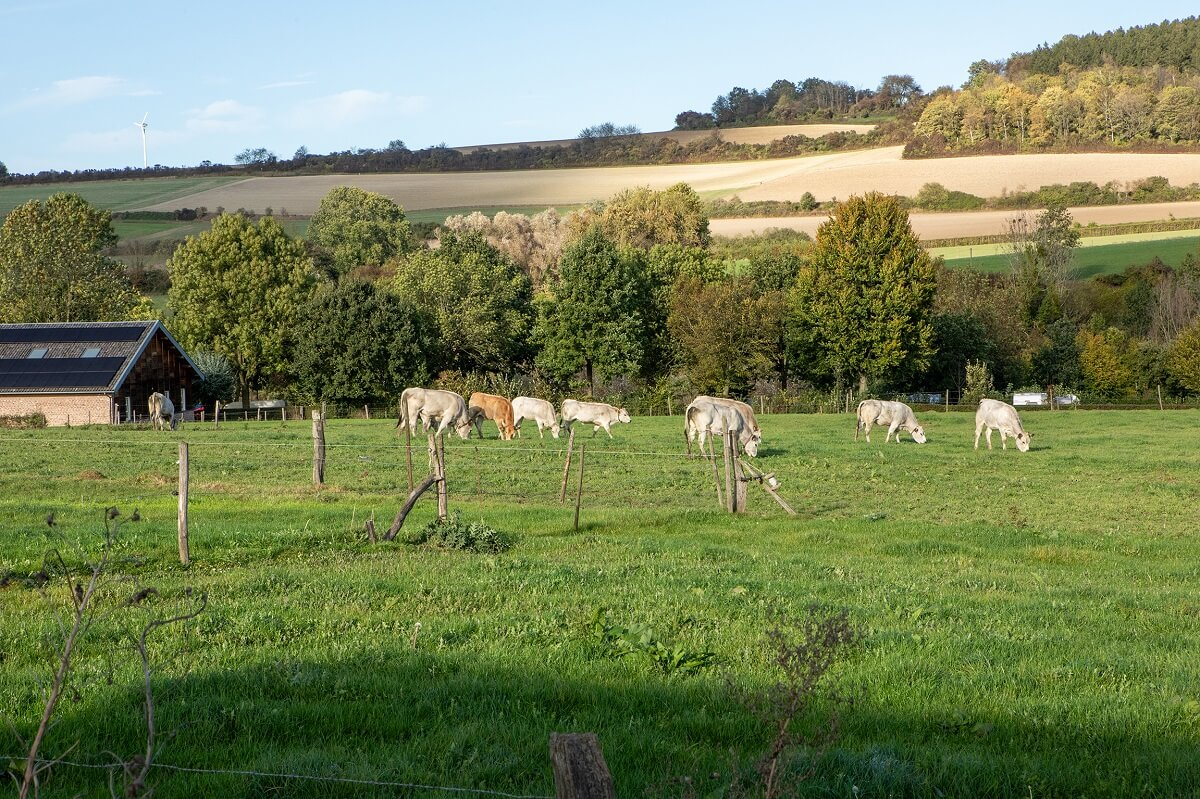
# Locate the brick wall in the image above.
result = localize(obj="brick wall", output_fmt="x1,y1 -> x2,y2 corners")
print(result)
0,394 -> 114,426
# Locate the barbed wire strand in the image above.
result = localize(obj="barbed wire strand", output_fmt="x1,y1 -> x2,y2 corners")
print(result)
3,755 -> 552,799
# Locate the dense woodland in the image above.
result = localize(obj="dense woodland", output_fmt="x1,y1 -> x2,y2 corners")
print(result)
4,186 -> 1200,415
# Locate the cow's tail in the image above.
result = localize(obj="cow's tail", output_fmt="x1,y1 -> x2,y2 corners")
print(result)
395,389 -> 410,430
853,400 -> 866,441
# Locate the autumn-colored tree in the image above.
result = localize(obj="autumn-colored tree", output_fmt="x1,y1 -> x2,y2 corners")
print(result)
791,193 -> 936,391
571,183 -> 709,250
167,214 -> 315,409
1077,326 -> 1134,398
1166,320 -> 1200,394
0,193 -> 147,323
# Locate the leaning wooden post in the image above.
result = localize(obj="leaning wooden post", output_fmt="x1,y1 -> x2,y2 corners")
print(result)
1157,384 -> 1164,411
405,422 -> 414,493
549,733 -> 616,799
312,410 -> 326,485
177,442 -> 190,566
385,473 -> 439,539
474,446 -> 481,495
364,404 -> 370,420
574,444 -> 586,532
559,426 -> 576,503
710,440 -> 724,509
732,438 -> 747,514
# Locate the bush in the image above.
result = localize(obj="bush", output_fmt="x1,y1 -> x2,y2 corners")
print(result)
0,412 -> 47,428
406,513 -> 516,553
961,360 -> 999,406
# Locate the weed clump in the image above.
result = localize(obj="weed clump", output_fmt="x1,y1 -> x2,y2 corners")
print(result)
406,513 -> 516,553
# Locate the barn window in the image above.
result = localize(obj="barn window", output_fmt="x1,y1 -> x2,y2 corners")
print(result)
82,347 -> 101,358
27,348 -> 47,359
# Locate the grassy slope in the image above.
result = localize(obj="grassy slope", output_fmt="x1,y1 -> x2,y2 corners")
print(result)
936,229 -> 1200,277
1,411 -> 1198,798
0,177 -> 243,217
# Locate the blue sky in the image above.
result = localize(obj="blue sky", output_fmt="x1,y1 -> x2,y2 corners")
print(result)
1,0 -> 1197,173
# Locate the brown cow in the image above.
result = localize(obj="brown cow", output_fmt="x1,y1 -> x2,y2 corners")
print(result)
467,392 -> 517,440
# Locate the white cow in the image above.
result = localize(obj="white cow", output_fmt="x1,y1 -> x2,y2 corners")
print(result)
855,399 -> 927,444
974,398 -> 1031,452
512,396 -> 560,439
560,400 -> 630,438
147,391 -> 177,431
688,396 -> 762,456
685,398 -> 759,457
395,388 -> 471,439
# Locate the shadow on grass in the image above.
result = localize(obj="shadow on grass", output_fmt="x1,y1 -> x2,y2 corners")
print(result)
22,647 -> 1200,799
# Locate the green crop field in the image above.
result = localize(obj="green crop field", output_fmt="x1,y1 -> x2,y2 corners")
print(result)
2,411 -> 1199,797
0,177 -> 243,218
935,229 -> 1200,277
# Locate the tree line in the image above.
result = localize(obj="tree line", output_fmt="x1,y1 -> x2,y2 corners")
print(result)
4,186 -> 1200,412
1008,16 -> 1200,76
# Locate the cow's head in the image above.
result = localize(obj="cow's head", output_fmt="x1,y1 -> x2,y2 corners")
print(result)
742,437 -> 759,457
1015,431 -> 1031,452
454,419 -> 472,439
911,425 -> 927,444
550,423 -> 561,439
617,408 -> 631,424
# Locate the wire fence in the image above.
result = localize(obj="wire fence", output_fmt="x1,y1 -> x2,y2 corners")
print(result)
5,754 -> 554,798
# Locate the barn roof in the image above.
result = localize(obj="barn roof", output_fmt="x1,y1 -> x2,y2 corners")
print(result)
0,321 -> 202,394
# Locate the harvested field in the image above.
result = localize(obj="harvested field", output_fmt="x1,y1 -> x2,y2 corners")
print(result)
140,145 -> 1200,223
452,123 -> 877,153
712,200 -> 1200,240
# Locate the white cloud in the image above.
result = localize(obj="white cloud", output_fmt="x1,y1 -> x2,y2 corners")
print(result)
259,80 -> 314,90
184,99 -> 265,134
288,89 -> 428,129
19,75 -> 125,107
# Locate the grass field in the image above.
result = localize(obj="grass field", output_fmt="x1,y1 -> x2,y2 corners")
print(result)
934,228 -> 1200,277
2,411 -> 1199,797
0,177 -> 243,217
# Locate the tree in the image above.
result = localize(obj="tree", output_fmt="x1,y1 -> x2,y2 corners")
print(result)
674,111 -> 713,130
0,160 -> 8,181
1007,203 -> 1080,292
234,147 -> 277,165
668,277 -> 776,394
0,193 -> 147,323
925,312 -> 994,391
1077,326 -> 1134,398
534,227 -> 646,394
167,214 -> 314,409
292,280 -> 430,406
1166,319 -> 1200,394
391,231 -> 531,374
575,183 -> 710,250
791,193 -> 937,391
1031,318 -> 1083,388
308,186 -> 414,278
876,75 -> 922,108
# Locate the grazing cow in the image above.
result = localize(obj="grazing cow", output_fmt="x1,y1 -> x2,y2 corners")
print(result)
855,400 -> 927,444
685,398 -> 759,457
468,392 -> 517,440
511,396 -> 560,439
147,391 -> 177,431
560,399 -> 631,438
395,387 -> 472,439
465,406 -> 488,439
975,398 -> 1032,452
687,396 -> 762,455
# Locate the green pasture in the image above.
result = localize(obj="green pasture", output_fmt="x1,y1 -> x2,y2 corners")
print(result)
0,177 -> 242,217
933,228 -> 1200,277
2,411 -> 1199,797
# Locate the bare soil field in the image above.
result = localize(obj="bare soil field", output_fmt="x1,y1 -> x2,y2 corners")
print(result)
142,145 -> 1200,228
452,123 -> 877,152
710,200 -> 1200,240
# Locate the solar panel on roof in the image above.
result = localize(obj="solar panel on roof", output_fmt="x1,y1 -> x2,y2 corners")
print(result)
0,325 -> 149,344
0,357 -> 126,389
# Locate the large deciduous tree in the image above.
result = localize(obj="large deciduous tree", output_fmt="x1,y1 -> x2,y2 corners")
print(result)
0,193 -> 147,323
572,183 -> 710,250
167,214 -> 315,409
292,280 -> 430,406
534,227 -> 647,394
791,192 -> 936,391
308,186 -> 414,278
391,231 -> 531,375
668,277 -> 776,394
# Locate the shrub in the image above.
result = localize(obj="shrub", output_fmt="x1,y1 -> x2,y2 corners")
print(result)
0,412 -> 47,428
961,360 -> 999,406
406,513 -> 516,553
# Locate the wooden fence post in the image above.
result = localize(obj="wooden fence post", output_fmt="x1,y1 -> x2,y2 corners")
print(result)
549,733 -> 616,799
731,434 -> 747,514
574,444 -> 586,532
312,411 -> 326,485
405,421 -> 414,493
723,432 -> 735,513
177,442 -> 190,566
710,437 -> 723,509
436,434 -> 448,522
1157,384 -> 1164,411
559,426 -> 576,503
945,389 -> 950,412
364,404 -> 370,420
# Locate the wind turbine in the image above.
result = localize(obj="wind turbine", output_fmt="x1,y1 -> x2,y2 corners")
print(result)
134,113 -> 148,168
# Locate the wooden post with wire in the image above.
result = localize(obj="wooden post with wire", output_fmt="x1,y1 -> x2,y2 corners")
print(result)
177,442 -> 190,566
405,422 -> 414,493
709,437 -> 723,509
723,432 -> 735,512
312,410 -> 326,486
559,426 -> 576,503
550,733 -> 615,799
435,434 -> 448,522
730,432 -> 747,513
574,444 -> 586,531
1158,384 -> 1164,411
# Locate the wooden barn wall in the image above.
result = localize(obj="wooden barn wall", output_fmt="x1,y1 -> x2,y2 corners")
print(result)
115,331 -> 199,419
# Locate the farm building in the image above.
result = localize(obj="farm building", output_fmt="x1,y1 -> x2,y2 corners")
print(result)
0,321 -> 203,426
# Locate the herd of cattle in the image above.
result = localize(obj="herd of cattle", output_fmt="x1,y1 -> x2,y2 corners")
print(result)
148,388 -> 1034,453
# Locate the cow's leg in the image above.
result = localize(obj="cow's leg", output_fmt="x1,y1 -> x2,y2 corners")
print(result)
854,419 -> 860,441
865,424 -> 871,443
1001,430 -> 1008,450
890,422 -> 901,443
605,423 -> 614,439
986,428 -> 994,450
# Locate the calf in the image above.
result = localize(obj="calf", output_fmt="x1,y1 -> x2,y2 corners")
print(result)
511,396 -> 560,439
560,399 -> 630,438
855,399 -> 926,444
974,398 -> 1031,452
468,392 -> 517,440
